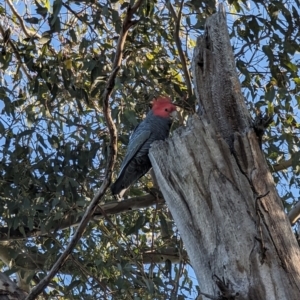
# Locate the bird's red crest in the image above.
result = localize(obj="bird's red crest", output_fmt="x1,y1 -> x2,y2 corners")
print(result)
151,96 -> 176,118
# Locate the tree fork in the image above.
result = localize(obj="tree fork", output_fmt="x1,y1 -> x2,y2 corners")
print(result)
149,9 -> 300,300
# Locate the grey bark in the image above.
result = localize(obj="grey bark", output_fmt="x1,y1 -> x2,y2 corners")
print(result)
0,272 -> 28,300
149,10 -> 300,300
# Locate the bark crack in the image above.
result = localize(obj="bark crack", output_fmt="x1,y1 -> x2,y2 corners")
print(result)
254,191 -> 270,264
256,195 -> 288,271
166,173 -> 193,223
213,274 -> 239,299
198,275 -> 239,300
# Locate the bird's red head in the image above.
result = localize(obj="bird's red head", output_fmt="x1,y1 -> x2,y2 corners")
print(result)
151,96 -> 177,118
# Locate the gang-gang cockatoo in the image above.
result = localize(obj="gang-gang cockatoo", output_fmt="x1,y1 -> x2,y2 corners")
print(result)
111,96 -> 177,199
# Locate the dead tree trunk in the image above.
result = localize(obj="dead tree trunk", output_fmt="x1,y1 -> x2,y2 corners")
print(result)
149,10 -> 300,300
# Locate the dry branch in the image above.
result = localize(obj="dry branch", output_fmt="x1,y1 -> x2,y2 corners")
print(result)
288,201 -> 300,225
142,247 -> 187,264
6,0 -> 41,39
272,157 -> 293,172
0,24 -> 32,81
167,0 -> 193,98
25,1 -> 144,299
62,3 -> 97,35
0,194 -> 163,241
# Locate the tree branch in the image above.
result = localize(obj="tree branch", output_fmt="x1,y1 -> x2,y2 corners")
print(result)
0,24 -> 32,81
62,2 -> 97,35
167,0 -> 193,98
70,254 -> 111,295
6,0 -> 41,39
25,1 -> 144,299
0,242 -> 45,272
51,238 -> 111,295
288,201 -> 300,225
271,158 -> 293,172
0,194 -> 162,241
142,247 -> 188,264
234,33 -> 270,58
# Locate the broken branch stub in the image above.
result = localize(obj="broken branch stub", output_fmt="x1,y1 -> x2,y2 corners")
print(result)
192,11 -> 251,147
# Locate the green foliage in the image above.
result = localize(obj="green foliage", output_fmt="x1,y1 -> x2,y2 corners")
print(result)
0,0 -> 300,298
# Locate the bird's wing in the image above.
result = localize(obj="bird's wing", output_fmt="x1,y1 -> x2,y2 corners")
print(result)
117,129 -> 151,177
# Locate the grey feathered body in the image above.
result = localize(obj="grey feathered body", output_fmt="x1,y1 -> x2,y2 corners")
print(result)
111,110 -> 172,198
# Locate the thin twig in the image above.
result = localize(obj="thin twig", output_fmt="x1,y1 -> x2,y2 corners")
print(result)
48,235 -> 111,296
0,24 -> 32,81
96,201 -> 148,272
234,32 -> 270,58
62,2 -> 97,35
149,201 -> 159,278
171,239 -> 184,298
70,255 -> 111,298
167,0 -> 193,98
6,0 -> 41,39
25,1 -> 144,299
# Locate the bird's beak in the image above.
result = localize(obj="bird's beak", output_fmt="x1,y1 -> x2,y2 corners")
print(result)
170,110 -> 178,120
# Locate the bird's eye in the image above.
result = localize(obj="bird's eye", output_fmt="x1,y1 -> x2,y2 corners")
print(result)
165,108 -> 168,112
